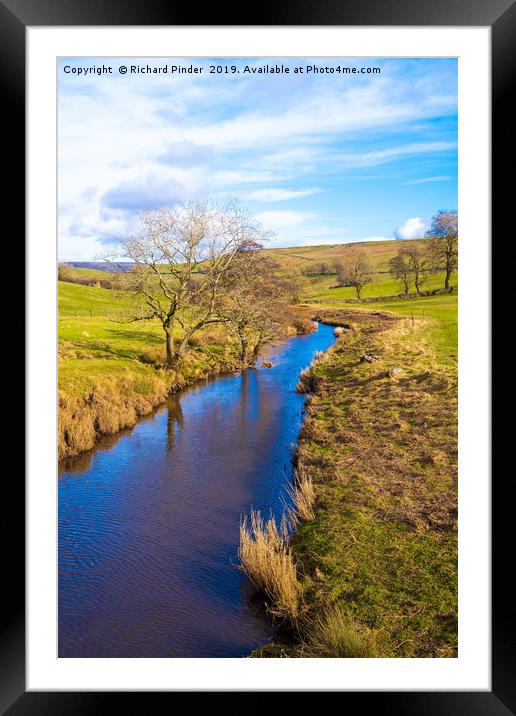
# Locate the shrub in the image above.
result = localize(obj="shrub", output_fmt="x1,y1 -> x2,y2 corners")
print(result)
291,316 -> 315,335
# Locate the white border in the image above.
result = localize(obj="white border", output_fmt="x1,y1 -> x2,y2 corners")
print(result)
27,26 -> 490,691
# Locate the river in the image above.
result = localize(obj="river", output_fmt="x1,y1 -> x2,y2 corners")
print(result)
58,323 -> 336,657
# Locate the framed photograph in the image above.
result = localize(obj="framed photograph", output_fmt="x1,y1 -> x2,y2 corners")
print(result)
5,0 -> 508,707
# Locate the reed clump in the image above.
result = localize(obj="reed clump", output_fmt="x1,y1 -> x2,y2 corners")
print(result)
295,350 -> 327,393
238,509 -> 301,621
288,466 -> 316,522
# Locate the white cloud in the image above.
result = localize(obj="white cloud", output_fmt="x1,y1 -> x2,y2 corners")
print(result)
403,175 -> 452,185
179,82 -> 456,151
212,169 -> 288,186
338,142 -> 456,168
243,187 -> 322,202
394,217 -> 428,240
261,147 -> 320,166
102,174 -> 191,211
157,141 -> 214,166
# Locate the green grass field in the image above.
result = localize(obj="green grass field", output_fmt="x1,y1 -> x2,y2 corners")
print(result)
58,280 -> 241,459
317,292 -> 458,364
306,271 -> 456,301
59,281 -> 139,316
263,236 -> 457,360
59,281 -> 163,393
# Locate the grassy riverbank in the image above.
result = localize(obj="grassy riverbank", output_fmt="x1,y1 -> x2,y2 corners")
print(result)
59,280 -> 247,460
250,305 -> 458,658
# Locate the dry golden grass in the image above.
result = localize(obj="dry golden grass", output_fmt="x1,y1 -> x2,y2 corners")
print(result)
295,350 -> 327,393
238,509 -> 301,621
295,367 -> 314,394
58,377 -> 169,460
288,466 -> 316,522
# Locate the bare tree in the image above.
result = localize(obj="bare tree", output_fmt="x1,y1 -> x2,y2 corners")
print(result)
220,250 -> 292,367
426,210 -> 458,292
105,201 -> 271,367
335,250 -> 373,300
389,252 -> 412,296
400,245 -> 431,295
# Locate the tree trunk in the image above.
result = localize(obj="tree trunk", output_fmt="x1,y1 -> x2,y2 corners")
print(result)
176,335 -> 190,359
252,340 -> 262,362
240,339 -> 249,368
444,267 -> 450,292
164,326 -> 175,368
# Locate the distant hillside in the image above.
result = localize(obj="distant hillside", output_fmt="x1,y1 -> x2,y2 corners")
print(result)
64,238 -> 430,276
59,237 -> 453,302
64,238 -> 430,275
65,261 -> 134,273
263,237 -> 431,275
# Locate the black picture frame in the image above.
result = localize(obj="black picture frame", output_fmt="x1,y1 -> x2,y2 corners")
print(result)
5,0 -> 507,709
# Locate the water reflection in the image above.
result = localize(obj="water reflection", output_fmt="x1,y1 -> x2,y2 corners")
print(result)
166,394 -> 185,450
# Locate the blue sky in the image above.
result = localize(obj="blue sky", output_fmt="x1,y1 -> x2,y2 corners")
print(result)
58,57 -> 457,260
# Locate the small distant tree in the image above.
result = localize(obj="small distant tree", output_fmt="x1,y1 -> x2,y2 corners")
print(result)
106,201 -> 271,367
389,252 -> 412,296
336,250 -> 373,300
401,245 -> 431,295
426,210 -> 458,292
